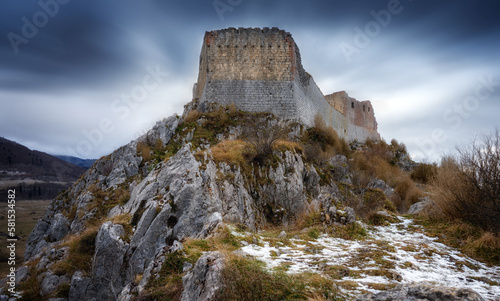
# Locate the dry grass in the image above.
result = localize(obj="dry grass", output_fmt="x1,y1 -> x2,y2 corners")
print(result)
303,114 -> 350,163
415,216 -> 500,265
274,139 -> 304,154
137,141 -> 153,161
216,254 -> 337,301
430,151 -> 499,233
210,139 -> 251,166
52,226 -> 100,276
352,141 -> 423,212
183,109 -> 202,123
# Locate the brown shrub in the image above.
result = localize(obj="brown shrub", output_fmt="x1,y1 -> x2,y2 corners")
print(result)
184,109 -> 202,123
137,141 -> 153,161
468,232 -> 500,263
430,129 -> 500,233
303,114 -> 350,162
241,116 -> 290,162
410,163 -> 438,184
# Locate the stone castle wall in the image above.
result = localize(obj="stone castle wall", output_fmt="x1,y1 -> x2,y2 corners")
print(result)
193,27 -> 380,141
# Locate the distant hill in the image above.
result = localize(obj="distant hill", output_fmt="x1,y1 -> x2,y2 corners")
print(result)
0,137 -> 86,200
55,155 -> 95,169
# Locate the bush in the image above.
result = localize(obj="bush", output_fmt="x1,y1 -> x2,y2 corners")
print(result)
430,130 -> 500,232
241,115 -> 290,163
137,141 -> 153,161
183,109 -> 202,123
410,163 -> 437,184
303,114 -> 350,162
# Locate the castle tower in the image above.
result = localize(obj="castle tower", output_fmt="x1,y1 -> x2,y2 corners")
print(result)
192,27 -> 380,141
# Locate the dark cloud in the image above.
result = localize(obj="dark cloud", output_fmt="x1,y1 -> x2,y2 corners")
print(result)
1,0 -> 499,159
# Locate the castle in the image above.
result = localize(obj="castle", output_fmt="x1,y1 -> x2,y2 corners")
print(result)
190,27 -> 380,141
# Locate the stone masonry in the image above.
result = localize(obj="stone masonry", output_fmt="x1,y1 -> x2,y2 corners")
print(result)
191,27 -> 380,141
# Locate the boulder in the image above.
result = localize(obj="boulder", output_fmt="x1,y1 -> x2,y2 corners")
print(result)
46,213 -> 70,242
85,222 -> 128,301
181,252 -> 226,301
40,272 -> 60,296
408,197 -> 432,215
68,271 -> 90,301
369,178 -> 394,198
326,155 -> 351,183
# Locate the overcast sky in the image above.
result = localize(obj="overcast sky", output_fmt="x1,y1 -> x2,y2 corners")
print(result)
1,0 -> 499,161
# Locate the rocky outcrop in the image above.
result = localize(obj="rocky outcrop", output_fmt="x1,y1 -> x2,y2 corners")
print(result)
355,282 -> 484,301
24,116 -> 180,262
8,110 -> 401,300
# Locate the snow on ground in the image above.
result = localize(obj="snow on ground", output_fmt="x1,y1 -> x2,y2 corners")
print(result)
239,217 -> 500,300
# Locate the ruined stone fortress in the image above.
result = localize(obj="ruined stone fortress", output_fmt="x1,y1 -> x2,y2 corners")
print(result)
191,27 -> 380,141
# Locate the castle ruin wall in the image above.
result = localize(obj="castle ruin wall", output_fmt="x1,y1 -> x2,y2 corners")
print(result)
192,27 -> 380,142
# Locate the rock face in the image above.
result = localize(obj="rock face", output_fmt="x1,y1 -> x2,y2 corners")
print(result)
181,252 -> 225,301
355,282 -> 485,301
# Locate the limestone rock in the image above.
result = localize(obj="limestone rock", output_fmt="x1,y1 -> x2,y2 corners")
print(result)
46,213 -> 70,242
326,155 -> 351,183
304,166 -> 320,197
408,197 -> 432,215
85,222 -> 128,301
278,231 -> 287,238
40,272 -> 60,296
354,282 -> 485,301
68,271 -> 90,301
39,272 -> 70,297
15,266 -> 29,284
181,252 -> 226,301
25,219 -> 51,261
369,178 -> 395,198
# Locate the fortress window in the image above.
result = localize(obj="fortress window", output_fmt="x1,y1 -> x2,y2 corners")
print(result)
368,107 -> 370,112
363,105 -> 366,112
351,102 -> 354,108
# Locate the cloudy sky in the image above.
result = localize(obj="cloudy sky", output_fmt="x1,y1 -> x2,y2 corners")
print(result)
1,0 -> 499,161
